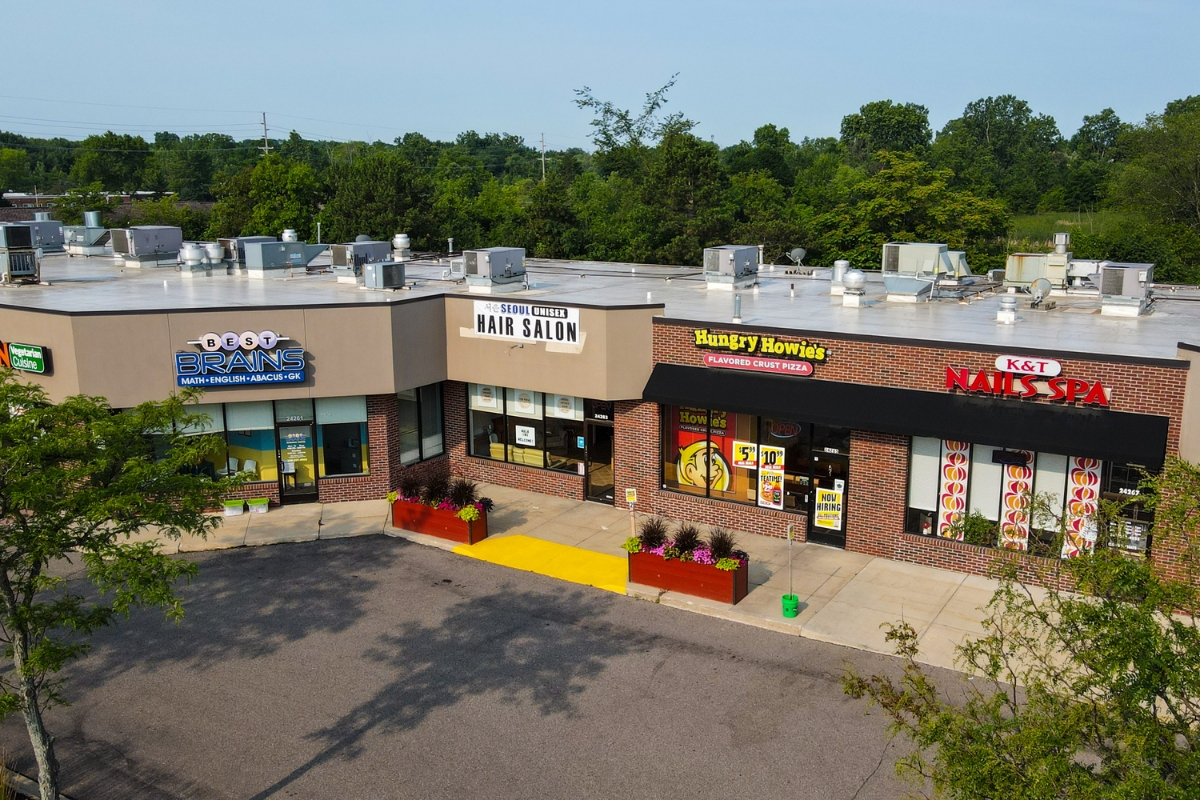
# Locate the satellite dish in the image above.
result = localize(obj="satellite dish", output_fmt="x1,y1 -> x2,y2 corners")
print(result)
1030,277 -> 1052,304
786,247 -> 806,265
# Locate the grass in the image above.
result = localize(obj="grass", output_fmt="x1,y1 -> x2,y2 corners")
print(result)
1008,210 -> 1135,246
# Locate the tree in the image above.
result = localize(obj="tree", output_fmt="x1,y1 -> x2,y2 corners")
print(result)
244,155 -> 323,241
50,182 -> 115,225
1071,108 -> 1126,163
722,124 -> 799,186
68,132 -> 151,192
813,152 -> 1010,270
844,457 -> 1200,799
1111,109 -> 1200,229
150,132 -> 251,201
574,75 -> 685,178
932,95 -> 1064,212
205,167 -> 255,239
116,196 -> 210,240
318,147 -> 435,246
0,148 -> 30,193
639,127 -> 733,264
0,373 -> 240,799
840,100 -> 932,158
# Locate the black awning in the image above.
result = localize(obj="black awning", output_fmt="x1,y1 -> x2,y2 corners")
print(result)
643,363 -> 1169,469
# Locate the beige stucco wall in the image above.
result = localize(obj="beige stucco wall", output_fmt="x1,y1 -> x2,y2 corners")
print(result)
0,297 -> 449,407
0,310 -> 80,401
1178,346 -> 1200,465
444,296 -> 661,400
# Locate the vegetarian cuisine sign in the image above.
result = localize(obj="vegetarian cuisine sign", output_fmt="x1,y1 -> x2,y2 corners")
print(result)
693,329 -> 829,377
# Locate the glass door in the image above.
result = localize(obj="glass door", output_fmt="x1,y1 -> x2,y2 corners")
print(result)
808,453 -> 848,547
278,423 -> 318,503
585,422 -> 615,504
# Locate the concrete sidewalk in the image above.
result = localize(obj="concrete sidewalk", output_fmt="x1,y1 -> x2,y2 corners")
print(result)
125,499 -> 390,552
390,483 -> 1012,672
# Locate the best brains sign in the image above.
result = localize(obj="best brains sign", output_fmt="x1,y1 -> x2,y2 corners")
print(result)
175,330 -> 305,387
473,301 -> 580,344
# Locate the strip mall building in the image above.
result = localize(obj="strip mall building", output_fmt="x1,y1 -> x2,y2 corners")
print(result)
4,251 -> 1198,585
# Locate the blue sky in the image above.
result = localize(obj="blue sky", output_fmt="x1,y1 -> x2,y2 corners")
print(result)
6,0 -> 1198,150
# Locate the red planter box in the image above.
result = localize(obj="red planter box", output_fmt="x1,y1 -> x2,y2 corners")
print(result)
628,551 -> 749,605
391,499 -> 488,545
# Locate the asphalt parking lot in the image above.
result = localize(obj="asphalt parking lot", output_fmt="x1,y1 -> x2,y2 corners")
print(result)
0,536 -> 942,799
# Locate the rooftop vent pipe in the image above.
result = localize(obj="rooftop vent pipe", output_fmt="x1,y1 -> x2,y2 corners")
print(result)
83,211 -> 101,228
842,269 -> 867,307
997,294 -> 1018,324
281,229 -> 298,242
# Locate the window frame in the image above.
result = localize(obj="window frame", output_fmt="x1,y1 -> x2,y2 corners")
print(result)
398,383 -> 446,465
659,404 -> 810,515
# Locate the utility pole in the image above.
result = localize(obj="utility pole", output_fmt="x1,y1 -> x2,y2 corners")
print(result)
540,134 -> 546,181
259,113 -> 273,157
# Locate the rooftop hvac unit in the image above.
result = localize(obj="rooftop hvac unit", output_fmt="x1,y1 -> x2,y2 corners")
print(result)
1098,261 -> 1153,317
331,241 -> 391,276
218,236 -> 277,267
64,225 -> 110,247
111,226 -> 183,265
0,225 -> 33,250
244,241 -> 327,273
0,224 -> 39,284
703,244 -> 758,289
3,220 -> 63,251
363,261 -> 405,290
463,247 -> 526,292
881,242 -> 968,276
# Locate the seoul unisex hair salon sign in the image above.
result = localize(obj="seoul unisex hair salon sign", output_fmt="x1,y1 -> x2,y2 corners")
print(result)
946,354 -> 1110,406
693,329 -> 829,376
175,330 -> 305,387
474,301 -> 580,344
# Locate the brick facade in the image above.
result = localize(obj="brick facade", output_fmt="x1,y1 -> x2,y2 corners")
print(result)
642,319 -> 1189,586
220,313 -> 1189,590
444,381 -> 586,500
221,392 -> 449,508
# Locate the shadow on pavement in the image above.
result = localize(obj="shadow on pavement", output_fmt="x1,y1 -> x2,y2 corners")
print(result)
71,537 -> 404,684
249,585 -> 635,799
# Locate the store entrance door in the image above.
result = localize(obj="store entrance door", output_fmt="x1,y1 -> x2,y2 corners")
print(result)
807,453 -> 848,547
277,423 -> 318,504
585,422 -> 615,504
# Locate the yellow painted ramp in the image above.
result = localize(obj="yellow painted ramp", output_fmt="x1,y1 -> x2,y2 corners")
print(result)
453,535 -> 627,594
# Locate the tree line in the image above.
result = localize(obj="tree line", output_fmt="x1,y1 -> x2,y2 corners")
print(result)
4,85 -> 1200,281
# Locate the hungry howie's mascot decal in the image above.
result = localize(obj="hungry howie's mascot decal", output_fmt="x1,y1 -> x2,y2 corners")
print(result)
677,439 -> 731,491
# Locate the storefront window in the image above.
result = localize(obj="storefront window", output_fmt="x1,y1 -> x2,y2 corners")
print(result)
904,437 -> 1135,559
398,383 -> 444,465
662,406 -> 715,497
225,401 -> 277,482
661,407 -> 814,512
469,383 -> 506,460
179,403 -> 226,478
763,418 -> 811,512
470,385 -> 597,473
420,384 -> 444,459
315,396 -> 369,477
544,393 -> 585,473
506,388 -> 544,467
274,398 -> 313,423
1102,462 -> 1154,554
710,412 -> 758,504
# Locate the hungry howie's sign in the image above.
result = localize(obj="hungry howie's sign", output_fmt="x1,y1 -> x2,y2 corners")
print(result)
175,330 -> 305,387
693,329 -> 828,376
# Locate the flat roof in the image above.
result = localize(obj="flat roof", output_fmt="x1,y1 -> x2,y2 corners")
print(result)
6,252 -> 1200,363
